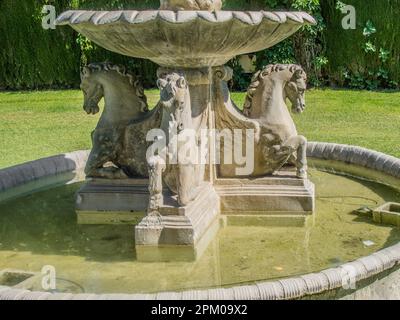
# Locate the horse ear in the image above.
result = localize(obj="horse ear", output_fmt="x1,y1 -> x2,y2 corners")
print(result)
134,80 -> 145,97
81,66 -> 91,78
177,77 -> 187,89
293,68 -> 306,80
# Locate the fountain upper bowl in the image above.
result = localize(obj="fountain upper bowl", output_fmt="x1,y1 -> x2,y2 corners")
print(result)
56,10 -> 316,68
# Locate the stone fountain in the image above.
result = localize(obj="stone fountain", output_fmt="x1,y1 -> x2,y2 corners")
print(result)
56,1 -> 316,261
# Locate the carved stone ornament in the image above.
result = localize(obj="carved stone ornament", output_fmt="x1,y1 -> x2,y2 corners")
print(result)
159,0 -> 223,11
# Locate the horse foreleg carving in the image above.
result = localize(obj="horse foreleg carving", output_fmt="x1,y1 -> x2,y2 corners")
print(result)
144,155 -> 166,226
157,71 -> 202,207
282,135 -> 308,179
147,155 -> 166,213
85,129 -> 129,179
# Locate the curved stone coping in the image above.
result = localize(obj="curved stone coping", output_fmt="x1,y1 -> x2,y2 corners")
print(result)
307,142 -> 400,179
1,143 -> 400,300
56,10 -> 316,26
0,151 -> 89,193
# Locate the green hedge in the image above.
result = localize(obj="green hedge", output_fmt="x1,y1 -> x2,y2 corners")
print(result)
0,0 -> 398,90
0,1 -> 80,89
321,0 -> 400,89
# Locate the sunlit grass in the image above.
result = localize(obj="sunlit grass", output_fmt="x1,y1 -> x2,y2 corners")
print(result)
0,89 -> 399,168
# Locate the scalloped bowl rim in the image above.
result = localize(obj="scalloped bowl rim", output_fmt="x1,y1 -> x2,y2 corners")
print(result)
55,10 -> 317,26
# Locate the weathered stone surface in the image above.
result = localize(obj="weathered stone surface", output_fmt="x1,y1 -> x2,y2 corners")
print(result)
215,171 -> 315,218
76,178 -> 148,224
80,62 -> 161,180
279,278 -> 307,299
256,282 -> 284,300
0,150 -> 88,193
135,182 -> 220,261
56,10 -> 315,68
154,71 -> 205,206
159,0 -> 222,11
215,64 -> 309,179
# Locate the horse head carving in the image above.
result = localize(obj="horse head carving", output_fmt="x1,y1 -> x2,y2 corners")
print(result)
243,64 -> 308,118
284,66 -> 307,114
239,64 -> 309,178
81,62 -> 152,180
151,71 -> 201,206
157,71 -> 192,135
80,62 -> 148,120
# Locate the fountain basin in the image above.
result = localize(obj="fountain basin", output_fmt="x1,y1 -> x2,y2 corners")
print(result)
1,143 -> 400,300
55,10 -> 316,68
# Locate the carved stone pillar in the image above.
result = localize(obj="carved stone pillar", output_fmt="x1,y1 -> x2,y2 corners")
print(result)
135,67 -> 220,262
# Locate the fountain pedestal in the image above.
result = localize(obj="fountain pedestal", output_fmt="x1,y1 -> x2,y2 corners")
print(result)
56,9 -> 317,261
76,179 -> 221,261
135,182 -> 220,261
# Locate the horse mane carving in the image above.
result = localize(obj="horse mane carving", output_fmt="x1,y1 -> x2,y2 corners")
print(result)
243,64 -> 306,117
83,62 -> 147,103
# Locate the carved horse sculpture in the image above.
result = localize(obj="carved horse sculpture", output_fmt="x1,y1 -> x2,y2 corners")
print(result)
81,63 -> 201,212
80,62 -> 162,179
243,64 -> 308,178
215,64 -> 308,179
147,72 -> 202,210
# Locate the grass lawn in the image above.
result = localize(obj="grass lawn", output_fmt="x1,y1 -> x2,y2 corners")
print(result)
0,89 -> 399,169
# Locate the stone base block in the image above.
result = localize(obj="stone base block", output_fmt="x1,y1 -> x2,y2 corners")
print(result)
223,214 -> 315,228
214,170 -> 315,226
373,203 -> 400,227
135,183 -> 221,262
76,178 -> 149,224
135,218 -> 222,262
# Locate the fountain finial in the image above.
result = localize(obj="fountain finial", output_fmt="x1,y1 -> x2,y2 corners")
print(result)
159,0 -> 222,11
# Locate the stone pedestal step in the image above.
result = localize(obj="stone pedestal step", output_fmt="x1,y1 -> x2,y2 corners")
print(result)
135,182 -> 221,261
215,175 -> 315,213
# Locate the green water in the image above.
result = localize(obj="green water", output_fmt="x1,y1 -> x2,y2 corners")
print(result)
1,169 -> 400,294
